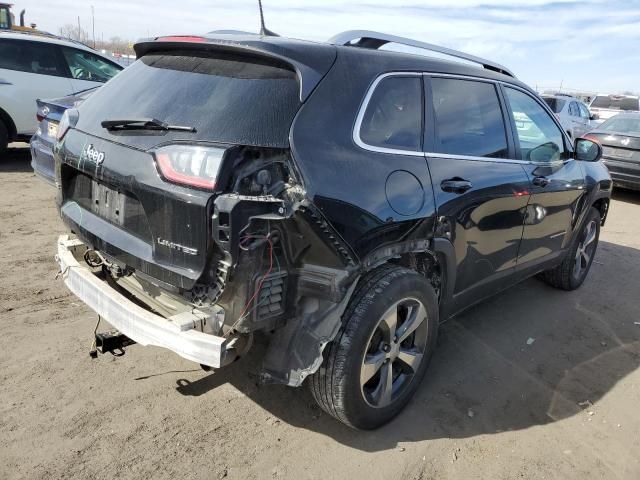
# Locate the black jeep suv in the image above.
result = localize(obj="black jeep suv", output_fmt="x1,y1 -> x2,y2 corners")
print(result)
54,31 -> 612,429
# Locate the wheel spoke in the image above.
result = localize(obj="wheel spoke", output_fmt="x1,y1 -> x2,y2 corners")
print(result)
584,222 -> 597,247
373,362 -> 394,407
573,248 -> 582,277
581,249 -> 590,266
396,303 -> 427,343
380,308 -> 398,340
396,348 -> 423,374
361,351 -> 386,386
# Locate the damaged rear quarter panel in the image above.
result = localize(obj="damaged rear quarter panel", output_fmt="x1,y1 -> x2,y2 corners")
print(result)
261,48 -> 438,386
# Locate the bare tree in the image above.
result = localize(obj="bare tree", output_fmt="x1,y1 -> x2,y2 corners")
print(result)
57,24 -> 134,56
58,23 -> 90,44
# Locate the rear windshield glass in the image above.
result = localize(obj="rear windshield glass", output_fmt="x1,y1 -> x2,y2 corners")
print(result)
591,96 -> 639,111
599,116 -> 640,135
75,51 -> 301,148
542,97 -> 566,113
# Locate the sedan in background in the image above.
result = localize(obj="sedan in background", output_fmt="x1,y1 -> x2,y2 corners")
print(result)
30,88 -> 96,185
586,113 -> 640,191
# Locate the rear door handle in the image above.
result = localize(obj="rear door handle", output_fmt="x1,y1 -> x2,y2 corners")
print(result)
532,176 -> 550,187
441,178 -> 473,193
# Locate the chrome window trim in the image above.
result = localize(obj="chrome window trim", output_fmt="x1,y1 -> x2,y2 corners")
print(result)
353,70 -> 572,164
423,152 -> 529,165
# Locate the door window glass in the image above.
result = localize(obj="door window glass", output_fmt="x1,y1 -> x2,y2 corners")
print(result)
578,103 -> 590,119
61,47 -> 122,83
505,87 -> 567,163
0,39 -> 65,76
359,76 -> 423,152
0,8 -> 9,29
430,77 -> 508,158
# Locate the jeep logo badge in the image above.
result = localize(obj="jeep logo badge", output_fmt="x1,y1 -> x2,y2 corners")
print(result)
83,144 -> 105,166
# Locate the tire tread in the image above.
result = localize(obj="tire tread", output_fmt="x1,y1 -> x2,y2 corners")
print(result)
310,264 -> 434,428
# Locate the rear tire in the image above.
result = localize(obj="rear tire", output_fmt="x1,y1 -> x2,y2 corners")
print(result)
540,207 -> 601,290
0,121 -> 8,156
309,265 -> 438,429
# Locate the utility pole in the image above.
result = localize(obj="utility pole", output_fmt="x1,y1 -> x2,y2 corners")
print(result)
91,5 -> 95,48
77,15 -> 81,41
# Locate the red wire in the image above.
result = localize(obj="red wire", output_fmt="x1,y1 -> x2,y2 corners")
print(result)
237,237 -> 273,321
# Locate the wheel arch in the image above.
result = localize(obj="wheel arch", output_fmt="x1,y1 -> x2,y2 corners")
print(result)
592,197 -> 610,226
0,106 -> 17,141
360,237 -> 457,321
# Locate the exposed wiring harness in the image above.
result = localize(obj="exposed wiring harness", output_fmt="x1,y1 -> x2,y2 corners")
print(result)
225,232 -> 280,336
237,235 -> 273,321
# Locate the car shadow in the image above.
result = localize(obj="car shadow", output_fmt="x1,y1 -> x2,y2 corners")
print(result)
175,240 -> 640,450
612,187 -> 640,205
0,145 -> 33,173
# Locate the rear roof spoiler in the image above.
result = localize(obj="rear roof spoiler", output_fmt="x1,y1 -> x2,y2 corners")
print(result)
134,34 -> 337,102
329,30 -> 515,78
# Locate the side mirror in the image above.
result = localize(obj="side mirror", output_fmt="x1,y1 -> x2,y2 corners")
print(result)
575,138 -> 602,162
590,113 -> 599,120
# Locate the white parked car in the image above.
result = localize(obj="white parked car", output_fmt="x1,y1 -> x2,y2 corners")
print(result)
0,31 -> 122,153
589,94 -> 640,126
541,94 -> 594,140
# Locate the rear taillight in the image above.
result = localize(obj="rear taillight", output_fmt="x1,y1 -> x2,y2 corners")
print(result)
153,145 -> 226,190
56,109 -> 79,141
36,105 -> 49,123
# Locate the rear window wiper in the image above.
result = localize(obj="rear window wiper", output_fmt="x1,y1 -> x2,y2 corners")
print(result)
101,118 -> 196,132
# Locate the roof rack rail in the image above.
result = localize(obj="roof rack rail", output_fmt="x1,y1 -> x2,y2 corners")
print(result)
328,30 -> 515,78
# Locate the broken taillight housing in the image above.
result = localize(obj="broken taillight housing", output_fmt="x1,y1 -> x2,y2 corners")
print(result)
153,145 -> 226,190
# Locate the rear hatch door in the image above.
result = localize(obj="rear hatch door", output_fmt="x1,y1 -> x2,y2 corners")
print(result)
59,40 -> 335,289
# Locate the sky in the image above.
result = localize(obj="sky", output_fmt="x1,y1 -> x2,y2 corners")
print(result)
14,0 -> 640,93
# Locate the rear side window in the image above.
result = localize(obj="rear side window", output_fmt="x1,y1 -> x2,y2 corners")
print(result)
569,102 -> 580,116
75,51 -> 301,149
431,78 -> 508,158
359,76 -> 423,152
543,97 -> 565,113
0,39 -> 65,76
61,47 -> 122,83
505,87 -> 566,163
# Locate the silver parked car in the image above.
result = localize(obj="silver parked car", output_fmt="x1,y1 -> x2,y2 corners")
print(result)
542,94 -> 594,140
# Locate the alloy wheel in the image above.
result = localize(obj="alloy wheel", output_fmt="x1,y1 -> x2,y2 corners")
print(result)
573,219 -> 597,279
360,297 -> 429,408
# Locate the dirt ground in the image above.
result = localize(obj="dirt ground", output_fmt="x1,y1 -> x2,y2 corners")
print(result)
1,143 -> 639,480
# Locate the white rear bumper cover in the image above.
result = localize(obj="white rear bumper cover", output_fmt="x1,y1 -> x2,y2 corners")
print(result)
56,235 -> 227,368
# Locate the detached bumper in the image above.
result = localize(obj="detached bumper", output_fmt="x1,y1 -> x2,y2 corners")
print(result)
56,235 -> 228,368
